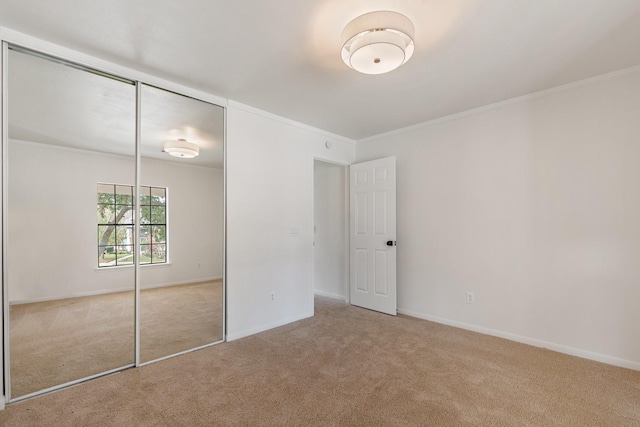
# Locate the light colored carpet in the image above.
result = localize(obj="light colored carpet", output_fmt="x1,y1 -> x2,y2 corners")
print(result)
139,280 -> 223,363
9,280 -> 223,398
1,296 -> 639,426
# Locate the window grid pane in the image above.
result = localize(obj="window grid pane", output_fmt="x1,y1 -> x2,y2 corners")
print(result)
115,245 -> 134,266
97,204 -> 116,224
152,244 -> 166,263
150,187 -> 166,205
151,225 -> 166,245
97,183 -> 167,268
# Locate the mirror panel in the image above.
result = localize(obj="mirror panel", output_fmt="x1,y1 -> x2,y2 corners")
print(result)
6,48 -> 137,398
139,84 -> 224,363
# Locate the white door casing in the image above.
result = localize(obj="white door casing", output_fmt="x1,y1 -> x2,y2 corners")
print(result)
349,156 -> 397,315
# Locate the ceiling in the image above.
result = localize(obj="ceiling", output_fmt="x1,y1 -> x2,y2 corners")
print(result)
1,0 -> 640,141
8,48 -> 225,168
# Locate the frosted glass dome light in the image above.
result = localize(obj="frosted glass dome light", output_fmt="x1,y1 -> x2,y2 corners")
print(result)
163,139 -> 200,158
341,11 -> 415,75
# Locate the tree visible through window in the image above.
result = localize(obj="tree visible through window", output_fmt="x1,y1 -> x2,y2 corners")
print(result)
97,184 -> 167,267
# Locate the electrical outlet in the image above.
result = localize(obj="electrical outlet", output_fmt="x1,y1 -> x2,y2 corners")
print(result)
270,292 -> 275,302
466,292 -> 475,304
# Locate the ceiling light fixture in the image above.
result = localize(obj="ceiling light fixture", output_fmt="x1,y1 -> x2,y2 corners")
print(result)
163,138 -> 200,158
341,11 -> 415,75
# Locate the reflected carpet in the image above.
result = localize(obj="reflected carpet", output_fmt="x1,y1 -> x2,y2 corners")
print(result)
9,280 -> 223,397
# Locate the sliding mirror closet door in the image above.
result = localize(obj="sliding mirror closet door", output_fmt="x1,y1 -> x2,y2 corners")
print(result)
6,47 -> 136,399
139,84 -> 224,363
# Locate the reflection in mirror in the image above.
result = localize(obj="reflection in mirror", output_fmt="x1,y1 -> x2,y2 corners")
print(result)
6,48 -> 136,398
139,84 -> 224,363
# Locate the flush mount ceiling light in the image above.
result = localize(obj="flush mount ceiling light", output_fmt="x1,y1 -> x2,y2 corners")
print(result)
341,11 -> 415,75
163,138 -> 200,158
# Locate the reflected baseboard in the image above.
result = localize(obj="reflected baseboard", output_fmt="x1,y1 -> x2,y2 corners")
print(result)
9,276 -> 223,305
140,277 -> 222,292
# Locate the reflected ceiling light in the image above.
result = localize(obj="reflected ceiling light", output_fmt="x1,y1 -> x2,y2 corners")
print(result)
163,139 -> 199,158
341,11 -> 415,75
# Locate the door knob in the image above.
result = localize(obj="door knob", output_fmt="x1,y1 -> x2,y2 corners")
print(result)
386,240 -> 396,246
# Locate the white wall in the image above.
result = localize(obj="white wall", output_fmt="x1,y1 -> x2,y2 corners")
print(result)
226,103 -> 355,340
313,160 -> 347,300
355,68 -> 640,369
8,140 -> 223,303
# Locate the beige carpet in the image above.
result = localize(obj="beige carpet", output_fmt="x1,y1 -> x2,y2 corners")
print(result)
139,280 -> 223,363
9,280 -> 223,398
1,296 -> 639,426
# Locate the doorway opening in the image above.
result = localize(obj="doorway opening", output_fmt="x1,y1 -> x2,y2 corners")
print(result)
313,160 -> 349,306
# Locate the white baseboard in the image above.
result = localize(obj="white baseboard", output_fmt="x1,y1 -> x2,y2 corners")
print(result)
398,308 -> 640,372
314,289 -> 348,302
227,311 -> 314,342
10,277 -> 222,305
140,277 -> 222,291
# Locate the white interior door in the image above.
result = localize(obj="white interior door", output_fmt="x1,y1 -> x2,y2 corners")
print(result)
349,156 -> 396,315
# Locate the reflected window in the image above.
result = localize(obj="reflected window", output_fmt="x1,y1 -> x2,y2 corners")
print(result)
97,183 -> 168,267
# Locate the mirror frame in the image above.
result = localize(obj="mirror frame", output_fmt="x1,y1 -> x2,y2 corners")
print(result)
0,36 -> 227,403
